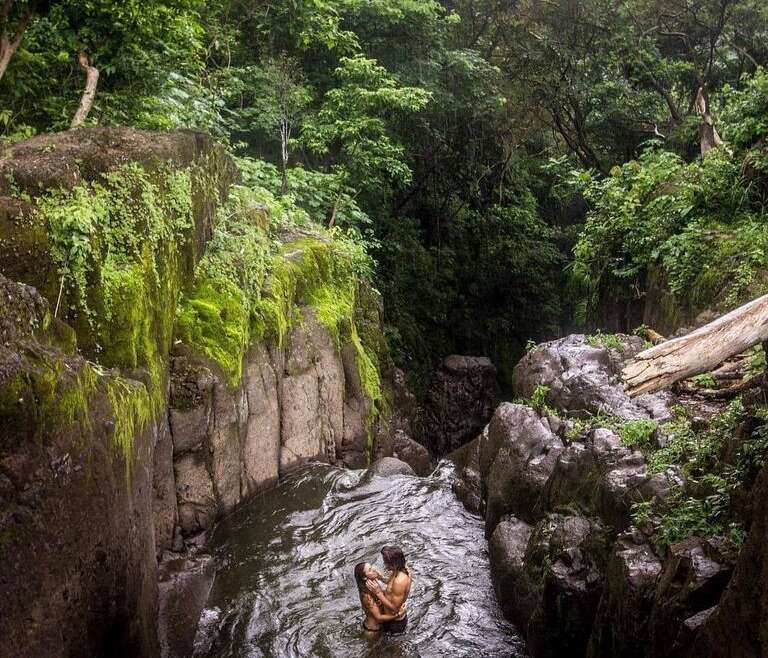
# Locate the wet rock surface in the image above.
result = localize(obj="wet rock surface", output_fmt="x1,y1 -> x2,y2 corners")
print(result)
651,537 -> 736,657
167,305 -> 390,537
480,403 -> 564,530
513,334 -> 672,421
448,436 -> 485,515
542,427 -> 678,533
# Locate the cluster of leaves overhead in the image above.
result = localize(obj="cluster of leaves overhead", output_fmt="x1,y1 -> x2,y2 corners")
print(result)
568,69 -> 768,325
1,0 -> 206,133
4,0 -> 768,385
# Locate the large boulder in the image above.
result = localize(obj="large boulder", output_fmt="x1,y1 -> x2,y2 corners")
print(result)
513,334 -> 672,421
480,403 -> 564,531
491,511 -> 611,658
489,515 -> 536,627
449,435 -> 485,515
417,355 -> 497,454
392,430 -> 433,476
587,529 -> 663,658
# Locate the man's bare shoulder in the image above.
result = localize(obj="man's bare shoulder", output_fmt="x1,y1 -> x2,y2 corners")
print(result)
392,571 -> 411,592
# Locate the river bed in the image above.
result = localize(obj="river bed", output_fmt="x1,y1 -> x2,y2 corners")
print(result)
192,461 -> 526,658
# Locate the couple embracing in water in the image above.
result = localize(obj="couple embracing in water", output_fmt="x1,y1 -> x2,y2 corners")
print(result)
354,545 -> 412,634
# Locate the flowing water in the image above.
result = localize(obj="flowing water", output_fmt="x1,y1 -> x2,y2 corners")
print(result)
193,461 -> 527,658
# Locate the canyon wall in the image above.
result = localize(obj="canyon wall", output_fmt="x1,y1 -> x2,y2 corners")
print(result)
0,129 -> 389,657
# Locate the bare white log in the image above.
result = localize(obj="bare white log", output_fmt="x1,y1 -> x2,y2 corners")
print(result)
623,294 -> 768,396
70,51 -> 99,129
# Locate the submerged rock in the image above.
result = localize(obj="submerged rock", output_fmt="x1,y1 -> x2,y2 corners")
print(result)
364,456 -> 416,478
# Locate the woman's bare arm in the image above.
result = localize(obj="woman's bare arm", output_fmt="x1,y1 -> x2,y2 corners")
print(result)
365,580 -> 400,613
363,595 -> 406,622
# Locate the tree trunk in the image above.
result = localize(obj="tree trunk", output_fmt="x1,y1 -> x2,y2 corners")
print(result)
280,119 -> 290,194
70,51 -> 99,129
622,294 -> 768,396
695,86 -> 724,155
0,5 -> 32,82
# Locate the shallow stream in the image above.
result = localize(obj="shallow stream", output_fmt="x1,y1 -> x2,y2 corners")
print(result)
193,461 -> 526,658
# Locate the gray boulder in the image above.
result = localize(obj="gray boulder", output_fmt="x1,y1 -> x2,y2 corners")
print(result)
489,515 -> 536,629
449,436 -> 485,515
513,334 -> 672,421
392,430 -> 433,476
364,457 -> 416,479
480,403 -> 564,532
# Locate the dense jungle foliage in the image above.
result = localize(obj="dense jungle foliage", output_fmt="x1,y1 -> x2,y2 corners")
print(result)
2,0 -> 768,386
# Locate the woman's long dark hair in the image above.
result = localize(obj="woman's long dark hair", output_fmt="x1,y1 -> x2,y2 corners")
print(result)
381,546 -> 408,575
354,562 -> 368,594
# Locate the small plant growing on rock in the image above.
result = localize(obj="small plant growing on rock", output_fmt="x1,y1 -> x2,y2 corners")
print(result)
690,373 -> 717,389
617,419 -> 658,449
586,330 -> 624,352
529,384 -> 553,414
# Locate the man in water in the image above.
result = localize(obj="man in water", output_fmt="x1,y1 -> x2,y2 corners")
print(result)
365,545 -> 412,633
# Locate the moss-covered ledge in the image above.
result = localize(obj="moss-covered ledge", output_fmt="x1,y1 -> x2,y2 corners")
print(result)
173,186 -> 389,464
0,128 -> 236,417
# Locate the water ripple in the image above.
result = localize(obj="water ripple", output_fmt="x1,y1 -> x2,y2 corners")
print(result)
194,460 -> 527,658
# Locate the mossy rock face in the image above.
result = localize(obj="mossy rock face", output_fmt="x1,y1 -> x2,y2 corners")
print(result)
0,128 -> 236,416
176,234 -> 385,401
0,274 -> 151,465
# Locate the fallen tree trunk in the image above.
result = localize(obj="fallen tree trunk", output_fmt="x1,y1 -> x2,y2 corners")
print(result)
623,294 -> 768,396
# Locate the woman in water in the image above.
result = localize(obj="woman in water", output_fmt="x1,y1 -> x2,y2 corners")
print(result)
354,562 -> 406,633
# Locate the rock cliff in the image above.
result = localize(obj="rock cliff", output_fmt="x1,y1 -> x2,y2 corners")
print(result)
0,129 -> 390,657
454,333 -> 764,658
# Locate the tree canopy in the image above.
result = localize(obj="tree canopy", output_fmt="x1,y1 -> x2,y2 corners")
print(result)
2,0 -> 768,384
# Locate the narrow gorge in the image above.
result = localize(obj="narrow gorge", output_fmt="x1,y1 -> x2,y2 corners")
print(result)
3,2 -> 768,657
